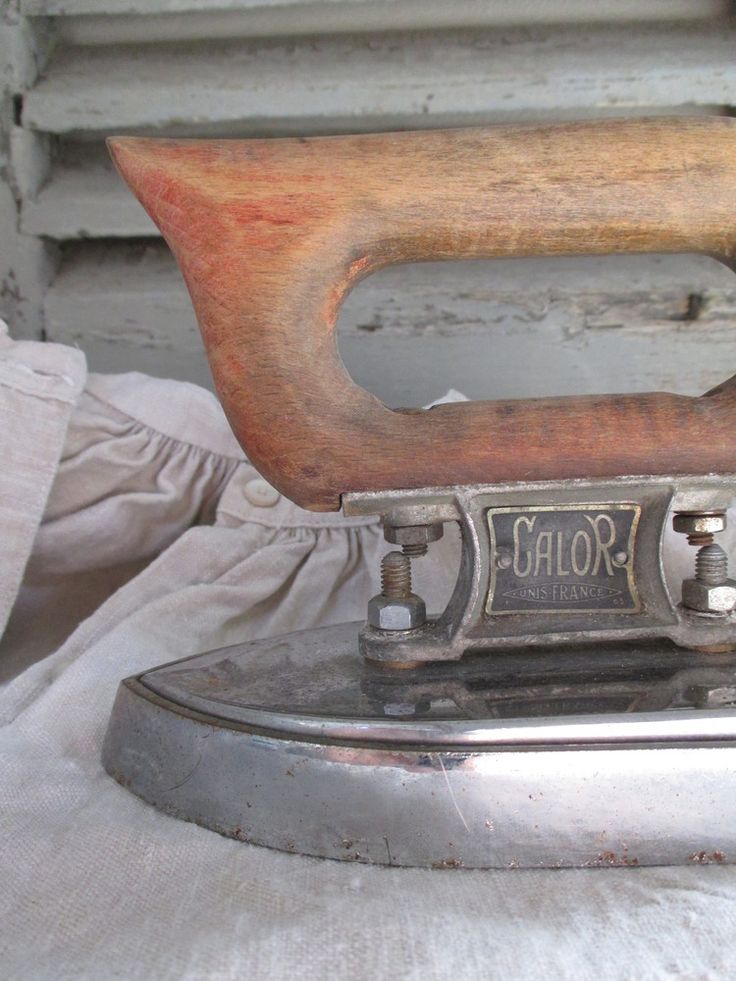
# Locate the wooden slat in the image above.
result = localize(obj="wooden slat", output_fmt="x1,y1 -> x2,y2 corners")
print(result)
21,143 -> 156,238
22,22 -> 736,136
18,0 -> 736,404
45,242 -> 736,405
50,1 -> 736,46
20,0 -> 731,22
21,0 -> 366,14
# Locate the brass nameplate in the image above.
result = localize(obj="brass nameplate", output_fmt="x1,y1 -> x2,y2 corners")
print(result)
486,504 -> 640,615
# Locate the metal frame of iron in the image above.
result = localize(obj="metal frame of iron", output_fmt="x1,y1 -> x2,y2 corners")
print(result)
346,474 -> 736,664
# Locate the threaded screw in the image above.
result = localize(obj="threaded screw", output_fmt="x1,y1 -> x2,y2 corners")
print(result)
381,551 -> 412,598
401,542 -> 428,558
695,543 -> 729,585
673,512 -> 726,546
688,532 -> 715,547
383,522 -> 443,557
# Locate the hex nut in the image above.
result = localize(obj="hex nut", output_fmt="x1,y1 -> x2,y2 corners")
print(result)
367,593 -> 427,631
673,513 -> 726,536
682,577 -> 736,615
383,523 -> 444,548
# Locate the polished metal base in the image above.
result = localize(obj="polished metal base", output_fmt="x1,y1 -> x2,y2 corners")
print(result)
103,623 -> 736,868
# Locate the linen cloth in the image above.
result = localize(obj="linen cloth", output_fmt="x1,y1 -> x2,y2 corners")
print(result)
1,321 -> 735,980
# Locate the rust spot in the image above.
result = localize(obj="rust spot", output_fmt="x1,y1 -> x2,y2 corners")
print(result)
342,839 -> 354,850
432,857 -> 464,869
588,850 -> 640,867
689,850 -> 727,864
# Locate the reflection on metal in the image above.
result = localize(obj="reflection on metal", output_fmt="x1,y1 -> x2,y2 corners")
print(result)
103,473 -> 736,867
104,622 -> 736,868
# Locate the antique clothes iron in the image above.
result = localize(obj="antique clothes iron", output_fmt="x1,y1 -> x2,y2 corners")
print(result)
103,118 -> 736,868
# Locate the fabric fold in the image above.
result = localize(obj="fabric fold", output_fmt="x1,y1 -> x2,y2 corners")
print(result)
0,322 -> 87,639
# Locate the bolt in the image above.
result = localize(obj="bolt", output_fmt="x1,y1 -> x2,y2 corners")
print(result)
681,544 -> 736,615
689,531 -> 715,547
367,551 -> 427,631
695,543 -> 729,585
495,547 -> 513,570
381,551 -> 412,597
383,522 -> 443,558
681,576 -> 736,615
673,512 -> 726,547
402,542 -> 428,558
675,512 -> 736,614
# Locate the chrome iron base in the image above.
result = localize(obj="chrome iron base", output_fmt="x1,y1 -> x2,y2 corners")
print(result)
103,622 -> 736,868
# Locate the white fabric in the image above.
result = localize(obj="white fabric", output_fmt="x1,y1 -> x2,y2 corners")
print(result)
1,324 -> 736,979
0,328 -> 86,638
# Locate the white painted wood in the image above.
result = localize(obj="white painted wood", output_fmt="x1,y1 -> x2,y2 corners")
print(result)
51,1 -> 735,46
20,0 -> 731,22
10,126 -> 51,199
1,4 -> 53,92
45,243 -> 736,405
1,2 -> 55,338
21,143 -> 156,238
9,0 -> 736,397
21,0 -> 371,14
22,22 -> 736,136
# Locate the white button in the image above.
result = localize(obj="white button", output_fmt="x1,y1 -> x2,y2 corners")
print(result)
244,477 -> 281,508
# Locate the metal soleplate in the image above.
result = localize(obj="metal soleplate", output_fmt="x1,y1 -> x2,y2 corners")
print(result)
103,623 -> 736,868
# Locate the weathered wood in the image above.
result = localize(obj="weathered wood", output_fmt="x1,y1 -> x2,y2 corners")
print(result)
21,0 -> 729,22
9,0 -> 736,388
109,118 -> 736,510
47,1 -> 734,46
23,22 -> 736,136
21,143 -> 156,238
21,0 -> 369,14
0,7 -> 56,339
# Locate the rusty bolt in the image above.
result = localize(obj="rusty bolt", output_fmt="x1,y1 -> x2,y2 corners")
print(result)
383,522 -> 444,558
673,512 -> 727,547
367,551 -> 427,631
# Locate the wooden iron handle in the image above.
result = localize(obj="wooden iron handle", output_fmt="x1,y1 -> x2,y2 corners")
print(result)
109,118 -> 736,511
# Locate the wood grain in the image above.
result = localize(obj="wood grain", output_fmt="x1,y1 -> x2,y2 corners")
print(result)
109,117 -> 736,511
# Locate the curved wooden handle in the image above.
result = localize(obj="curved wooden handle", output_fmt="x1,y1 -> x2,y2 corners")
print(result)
109,118 -> 736,511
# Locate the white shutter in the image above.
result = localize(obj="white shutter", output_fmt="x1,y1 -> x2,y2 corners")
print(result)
3,0 -> 736,405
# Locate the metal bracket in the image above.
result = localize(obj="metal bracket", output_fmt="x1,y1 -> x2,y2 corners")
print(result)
344,474 -> 736,664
